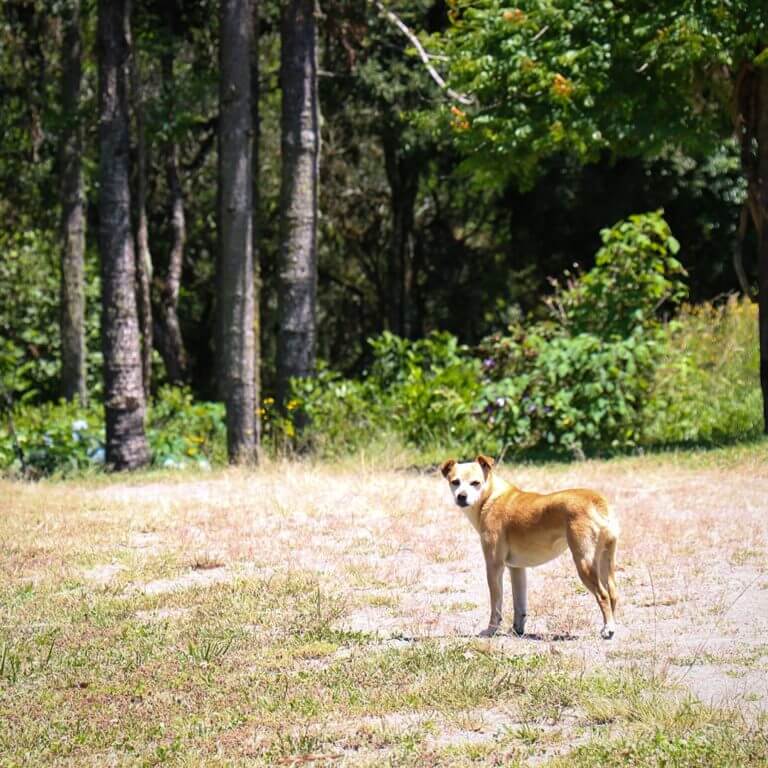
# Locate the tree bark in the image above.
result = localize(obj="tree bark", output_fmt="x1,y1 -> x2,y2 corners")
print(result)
219,0 -> 255,463
98,0 -> 150,470
156,39 -> 188,385
59,0 -> 87,404
757,68 -> 768,434
277,0 -> 319,410
383,130 -> 418,338
131,50 -> 153,399
251,0 -> 262,457
732,204 -> 752,298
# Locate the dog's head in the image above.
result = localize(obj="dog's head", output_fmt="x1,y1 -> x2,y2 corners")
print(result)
440,455 -> 494,508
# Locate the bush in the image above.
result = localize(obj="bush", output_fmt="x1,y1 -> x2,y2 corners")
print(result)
646,296 -> 761,445
147,386 -> 226,468
469,211 -> 687,455
554,211 -> 687,339
0,399 -> 105,476
0,387 -> 225,476
288,212 -> 689,458
476,328 -> 657,455
290,333 -> 482,456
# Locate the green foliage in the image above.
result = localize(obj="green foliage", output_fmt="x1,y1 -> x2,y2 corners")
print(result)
555,212 -> 687,339
0,229 -> 102,404
477,328 -> 656,455
287,368 -> 383,456
0,387 -> 225,476
291,332 -> 482,456
290,212 -> 702,457
146,387 -> 226,469
369,331 -> 482,448
436,0 -> 761,189
0,399 -> 104,476
647,297 -> 762,445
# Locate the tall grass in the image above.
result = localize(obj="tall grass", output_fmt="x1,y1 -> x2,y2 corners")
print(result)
647,296 -> 761,445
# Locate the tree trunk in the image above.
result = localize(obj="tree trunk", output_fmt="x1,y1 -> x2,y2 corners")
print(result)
219,0 -> 255,463
157,42 -> 188,385
277,0 -> 319,410
736,62 -> 768,433
98,0 -> 150,470
383,131 -> 418,338
251,0 -> 262,456
757,68 -> 768,434
732,204 -> 752,298
59,0 -> 87,404
131,50 -> 153,399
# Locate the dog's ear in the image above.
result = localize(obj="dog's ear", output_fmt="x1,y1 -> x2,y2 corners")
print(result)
476,454 -> 494,477
440,458 -> 457,478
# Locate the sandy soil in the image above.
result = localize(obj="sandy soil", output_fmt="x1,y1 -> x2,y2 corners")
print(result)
73,453 -> 768,718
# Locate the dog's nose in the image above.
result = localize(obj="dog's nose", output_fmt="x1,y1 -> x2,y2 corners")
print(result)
457,492 -> 468,506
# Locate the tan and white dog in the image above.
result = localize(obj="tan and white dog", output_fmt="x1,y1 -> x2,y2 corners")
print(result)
441,455 -> 619,639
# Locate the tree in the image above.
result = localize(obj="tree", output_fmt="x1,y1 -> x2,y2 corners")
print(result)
59,0 -> 87,403
218,0 -> 256,462
277,0 -> 319,409
439,0 -> 768,431
131,41 -> 153,399
98,0 -> 150,469
153,2 -> 189,385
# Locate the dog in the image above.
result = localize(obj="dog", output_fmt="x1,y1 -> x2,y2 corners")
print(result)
440,455 -> 619,639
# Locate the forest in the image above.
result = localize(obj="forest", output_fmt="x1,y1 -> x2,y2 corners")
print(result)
0,0 -> 766,472
3,3 -> 768,765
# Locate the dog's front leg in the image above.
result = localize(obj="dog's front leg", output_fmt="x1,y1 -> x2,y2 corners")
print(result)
479,556 -> 504,637
509,567 -> 527,636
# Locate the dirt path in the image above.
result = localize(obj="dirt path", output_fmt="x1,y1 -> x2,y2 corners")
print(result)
70,453 -> 768,718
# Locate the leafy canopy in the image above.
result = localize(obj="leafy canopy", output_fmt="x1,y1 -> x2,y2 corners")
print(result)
435,0 -> 765,188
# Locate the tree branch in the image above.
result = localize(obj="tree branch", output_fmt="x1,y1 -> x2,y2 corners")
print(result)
371,0 -> 474,106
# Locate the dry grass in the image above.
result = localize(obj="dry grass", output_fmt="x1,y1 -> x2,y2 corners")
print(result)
1,443 -> 767,765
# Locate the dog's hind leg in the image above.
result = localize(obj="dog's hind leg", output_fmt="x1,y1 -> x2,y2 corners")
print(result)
568,526 -> 616,639
509,566 -> 527,636
599,527 -> 619,617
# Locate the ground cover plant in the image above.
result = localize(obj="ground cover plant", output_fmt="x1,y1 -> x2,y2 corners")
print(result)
2,444 -> 767,766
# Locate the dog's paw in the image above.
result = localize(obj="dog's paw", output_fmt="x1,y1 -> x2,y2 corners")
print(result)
479,625 -> 500,638
600,623 -> 616,640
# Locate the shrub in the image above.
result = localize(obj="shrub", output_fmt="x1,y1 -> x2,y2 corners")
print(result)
0,387 -> 225,476
474,212 -> 686,455
0,399 -> 105,476
646,296 -> 761,445
290,333 -> 482,456
553,211 -> 687,339
289,212 -> 692,458
147,386 -> 226,468
283,367 -> 383,456
477,328 -> 657,455
368,332 -> 482,448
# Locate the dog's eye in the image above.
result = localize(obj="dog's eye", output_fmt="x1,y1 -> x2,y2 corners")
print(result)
451,479 -> 460,487
471,481 -> 481,488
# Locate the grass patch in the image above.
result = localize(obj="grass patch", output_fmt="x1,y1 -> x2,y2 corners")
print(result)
2,450 -> 767,765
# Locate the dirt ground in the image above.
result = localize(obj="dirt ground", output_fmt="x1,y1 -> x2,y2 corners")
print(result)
65,448 -> 767,719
